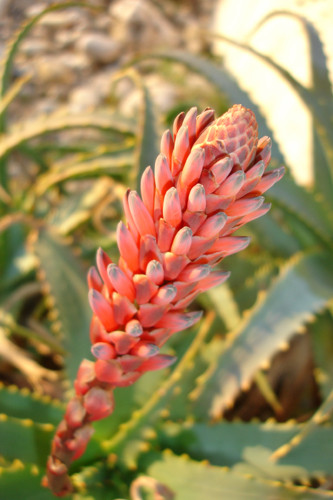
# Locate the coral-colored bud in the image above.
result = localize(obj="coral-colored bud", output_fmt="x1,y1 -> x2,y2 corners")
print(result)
74,359 -> 96,396
146,259 -> 164,285
179,147 -> 205,190
156,310 -> 203,332
163,187 -> 182,228
131,341 -> 159,358
178,263 -> 211,283
125,319 -> 143,337
141,166 -> 155,217
151,284 -> 177,305
117,221 -> 140,273
138,354 -> 177,373
137,303 -> 167,328
84,387 -> 114,421
157,218 -> 176,253
128,190 -> 156,237
88,289 -> 117,332
112,292 -> 137,325
171,226 -> 193,256
195,212 -> 227,238
163,252 -> 189,280
187,184 -> 206,212
96,248 -> 113,295
172,124 -> 190,175
65,398 -> 86,429
155,153 -> 173,196
133,274 -> 158,304
216,170 -> 245,197
210,156 -> 233,184
225,195 -> 264,217
255,166 -> 285,194
160,129 -> 174,166
139,234 -> 163,271
107,264 -> 135,301
182,106 -> 197,144
94,359 -> 123,384
91,342 -> 116,360
108,330 -> 138,355
87,266 -> 103,292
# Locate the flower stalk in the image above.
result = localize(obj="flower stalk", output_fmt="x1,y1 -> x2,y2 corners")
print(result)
43,104 -> 284,496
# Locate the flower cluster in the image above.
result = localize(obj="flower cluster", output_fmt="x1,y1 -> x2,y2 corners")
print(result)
44,104 -> 284,496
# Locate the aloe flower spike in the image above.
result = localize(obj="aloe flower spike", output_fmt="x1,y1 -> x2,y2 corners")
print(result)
44,104 -> 284,496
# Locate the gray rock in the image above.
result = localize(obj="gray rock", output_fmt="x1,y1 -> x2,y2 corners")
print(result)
0,0 -> 10,17
21,38 -> 50,56
109,0 -> 179,51
69,69 -> 115,111
78,33 -> 123,64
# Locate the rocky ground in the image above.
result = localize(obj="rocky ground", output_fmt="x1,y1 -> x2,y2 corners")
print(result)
0,0 -> 217,121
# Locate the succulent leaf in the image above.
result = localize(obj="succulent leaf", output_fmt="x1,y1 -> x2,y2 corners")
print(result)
194,251 -> 333,418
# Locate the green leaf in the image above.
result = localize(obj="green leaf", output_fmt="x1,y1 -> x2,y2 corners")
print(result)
146,452 -> 333,500
0,415 -> 53,465
250,211 -> 301,258
157,420 -> 298,466
35,146 -> 134,196
249,11 -> 332,105
0,463 -> 55,500
272,388 -> 333,476
207,29 -> 333,196
137,50 -> 285,165
33,229 -> 92,382
268,174 -> 333,247
195,251 -> 333,418
158,420 -> 333,478
0,111 -> 135,162
48,177 -> 123,235
0,384 -> 64,424
310,309 -> 333,399
134,81 -> 160,193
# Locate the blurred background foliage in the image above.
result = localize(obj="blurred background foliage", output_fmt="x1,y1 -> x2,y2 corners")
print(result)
0,1 -> 332,498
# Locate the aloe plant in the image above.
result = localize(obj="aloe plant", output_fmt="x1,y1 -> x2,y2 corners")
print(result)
0,4 -> 332,500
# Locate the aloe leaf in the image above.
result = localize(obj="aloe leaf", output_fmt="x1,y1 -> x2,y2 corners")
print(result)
0,111 -> 135,163
33,229 -> 92,382
195,251 -> 333,418
35,147 -> 134,196
138,50 -> 285,164
158,420 -> 298,465
249,11 -> 332,103
272,388 -> 333,472
0,383 -> 64,424
0,73 -> 31,119
0,415 -> 54,465
158,420 -> 333,478
146,452 -> 333,500
267,174 -> 333,247
273,419 -> 333,477
250,211 -> 301,258
206,284 -> 241,331
0,462 -> 55,500
134,81 -> 160,193
48,178 -> 122,236
207,30 -> 333,190
309,310 -> 333,399
250,11 -> 333,204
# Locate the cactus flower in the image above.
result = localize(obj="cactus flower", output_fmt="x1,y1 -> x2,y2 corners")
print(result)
44,104 -> 284,496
